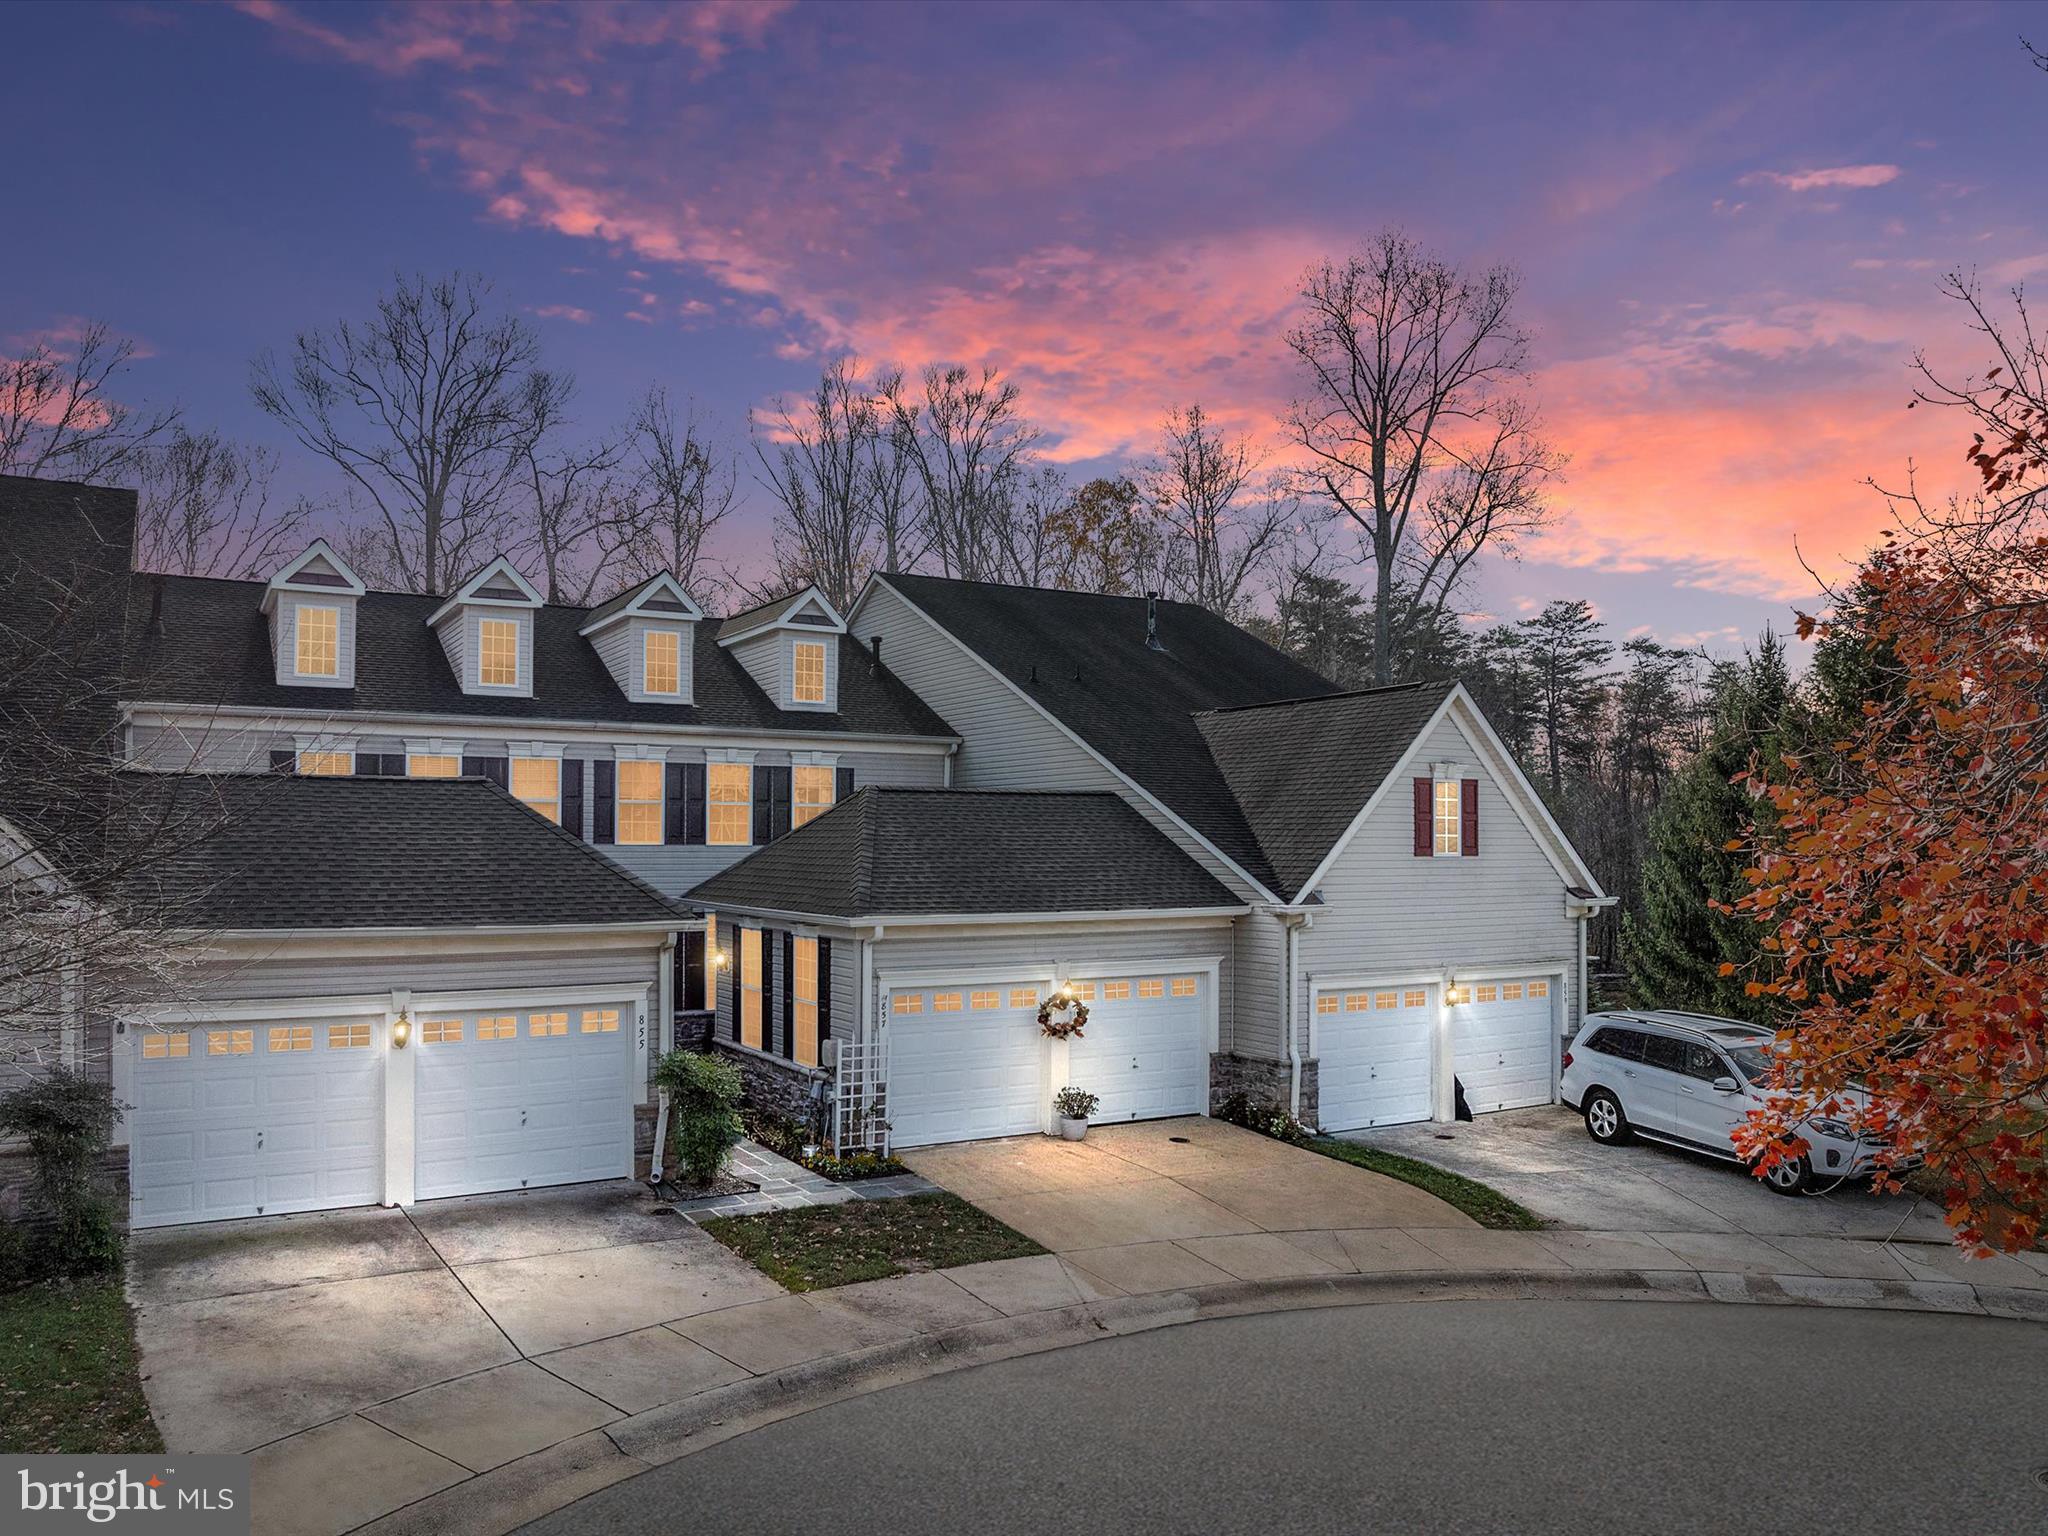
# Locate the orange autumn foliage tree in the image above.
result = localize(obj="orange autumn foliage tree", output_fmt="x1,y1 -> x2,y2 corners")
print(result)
1727,270 -> 2048,1254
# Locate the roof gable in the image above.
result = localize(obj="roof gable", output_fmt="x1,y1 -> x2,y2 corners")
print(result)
262,539 -> 366,612
426,555 -> 543,627
579,571 -> 704,636
717,585 -> 846,647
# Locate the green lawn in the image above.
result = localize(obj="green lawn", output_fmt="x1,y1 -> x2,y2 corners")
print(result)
0,1279 -> 162,1454
702,1192 -> 1045,1291
1306,1137 -> 1546,1231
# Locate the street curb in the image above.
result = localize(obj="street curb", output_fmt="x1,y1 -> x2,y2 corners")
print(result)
355,1265 -> 2043,1536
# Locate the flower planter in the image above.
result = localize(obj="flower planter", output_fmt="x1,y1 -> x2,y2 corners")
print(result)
1057,1115 -> 1089,1141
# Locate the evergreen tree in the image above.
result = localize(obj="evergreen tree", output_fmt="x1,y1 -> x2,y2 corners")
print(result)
1624,630 -> 1793,1021
1518,598 -> 1612,799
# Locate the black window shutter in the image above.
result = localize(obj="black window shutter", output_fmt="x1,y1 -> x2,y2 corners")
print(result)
835,765 -> 855,804
752,766 -> 772,845
357,753 -> 404,778
817,938 -> 832,1042
352,752 -> 375,776
781,931 -> 795,1059
463,755 -> 508,789
593,760 -> 615,844
684,763 -> 707,844
384,753 -> 407,777
562,759 -> 585,840
663,762 -> 686,844
682,930 -> 706,1012
769,766 -> 793,839
1461,778 -> 1480,857
760,928 -> 776,1049
269,749 -> 295,775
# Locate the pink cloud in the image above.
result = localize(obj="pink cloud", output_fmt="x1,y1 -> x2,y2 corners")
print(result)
1742,163 -> 1902,192
528,303 -> 593,324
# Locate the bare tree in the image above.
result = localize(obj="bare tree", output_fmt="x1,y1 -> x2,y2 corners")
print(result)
1284,231 -> 1563,683
1040,475 -> 1167,596
884,364 -> 1039,582
622,385 -> 735,602
132,429 -> 311,579
864,373 -> 926,575
990,464 -> 1074,588
751,359 -> 882,610
250,273 -> 565,595
1,321 -> 176,484
1141,404 -> 1293,618
510,383 -> 632,605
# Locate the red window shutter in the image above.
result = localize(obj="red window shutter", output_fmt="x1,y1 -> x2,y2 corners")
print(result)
1412,778 -> 1432,857
1461,778 -> 1480,856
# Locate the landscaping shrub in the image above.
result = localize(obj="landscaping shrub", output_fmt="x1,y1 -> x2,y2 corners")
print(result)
0,1069 -> 123,1279
655,1050 -> 745,1185
1213,1090 -> 1314,1145
740,1104 -> 906,1181
740,1104 -> 807,1161
800,1149 -> 909,1182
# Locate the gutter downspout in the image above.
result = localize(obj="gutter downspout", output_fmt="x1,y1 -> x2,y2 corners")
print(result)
650,932 -> 677,1185
1278,910 -> 1312,1120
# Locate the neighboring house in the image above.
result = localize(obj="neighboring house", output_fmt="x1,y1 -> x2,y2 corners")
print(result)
695,573 -> 1611,1147
0,472 -> 1609,1230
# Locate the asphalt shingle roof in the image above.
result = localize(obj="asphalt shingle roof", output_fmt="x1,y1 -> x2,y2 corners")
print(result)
115,773 -> 685,932
1194,681 -> 1457,900
125,573 -> 953,738
871,574 -> 1341,894
686,787 -> 1243,920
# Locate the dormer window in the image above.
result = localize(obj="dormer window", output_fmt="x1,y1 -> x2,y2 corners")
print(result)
644,629 -> 682,695
479,618 -> 520,688
295,606 -> 339,678
792,640 -> 827,704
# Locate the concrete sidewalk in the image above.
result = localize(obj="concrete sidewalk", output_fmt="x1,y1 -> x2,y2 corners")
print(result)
259,1222 -> 2047,1536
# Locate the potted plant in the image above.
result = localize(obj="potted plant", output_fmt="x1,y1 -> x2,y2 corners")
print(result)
1053,1087 -> 1099,1141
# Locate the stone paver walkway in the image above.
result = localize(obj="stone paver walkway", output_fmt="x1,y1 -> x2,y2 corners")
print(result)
666,1139 -> 940,1218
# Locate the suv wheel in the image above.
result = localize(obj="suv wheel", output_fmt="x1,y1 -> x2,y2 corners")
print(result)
1759,1151 -> 1811,1196
1583,1089 -> 1631,1146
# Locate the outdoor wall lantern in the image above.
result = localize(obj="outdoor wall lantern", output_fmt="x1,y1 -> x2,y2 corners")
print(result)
713,949 -> 730,970
390,1011 -> 412,1049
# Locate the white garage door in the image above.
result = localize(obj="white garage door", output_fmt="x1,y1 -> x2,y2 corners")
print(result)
415,1005 -> 633,1200
885,981 -> 1047,1148
1314,984 -> 1435,1132
1453,977 -> 1557,1113
129,1017 -> 383,1229
1065,971 -> 1209,1125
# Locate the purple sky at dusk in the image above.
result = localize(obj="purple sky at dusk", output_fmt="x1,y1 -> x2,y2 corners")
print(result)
5,0 -> 2043,653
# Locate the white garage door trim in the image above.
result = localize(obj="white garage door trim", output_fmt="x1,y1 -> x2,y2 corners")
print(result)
1309,977 -> 1437,1133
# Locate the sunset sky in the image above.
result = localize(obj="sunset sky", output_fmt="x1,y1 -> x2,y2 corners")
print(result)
6,0 -> 2043,652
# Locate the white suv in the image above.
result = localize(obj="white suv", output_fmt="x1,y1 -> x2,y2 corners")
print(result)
1558,1010 -> 1896,1194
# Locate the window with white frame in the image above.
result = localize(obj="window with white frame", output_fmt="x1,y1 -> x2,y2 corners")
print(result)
297,749 -> 352,776
793,937 -> 819,1067
793,764 -> 835,827
408,754 -> 460,778
479,617 -> 520,687
740,927 -> 763,1048
792,639 -> 827,704
617,760 -> 663,845
511,757 -> 560,822
295,605 -> 338,677
643,629 -> 681,695
1433,777 -> 1462,856
708,763 -> 751,846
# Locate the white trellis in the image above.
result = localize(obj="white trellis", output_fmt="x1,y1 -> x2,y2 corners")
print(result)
834,1037 -> 890,1154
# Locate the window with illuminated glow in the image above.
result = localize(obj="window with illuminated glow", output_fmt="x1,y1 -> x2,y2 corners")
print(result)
708,763 -> 751,846
1375,991 -> 1398,1010
581,1008 -> 620,1034
1344,992 -> 1369,1012
1171,977 -> 1197,997
511,757 -> 560,823
297,749 -> 352,776
932,992 -> 963,1013
421,1019 -> 462,1044
969,990 -> 998,1011
268,1026 -> 312,1052
793,765 -> 835,827
1502,982 -> 1523,1001
792,639 -> 827,703
1528,980 -> 1549,998
141,1031 -> 189,1059
529,1011 -> 568,1037
617,760 -> 662,845
1069,982 -> 1095,1002
1476,984 -> 1498,1004
643,629 -> 681,694
209,1029 -> 253,1055
296,605 -> 338,677
793,938 -> 819,1067
740,928 -> 763,1047
1315,995 -> 1339,1015
1009,987 -> 1038,1009
1138,978 -> 1164,999
328,1023 -> 371,1049
1102,981 -> 1131,1000
476,1015 -> 517,1040
1404,988 -> 1428,1009
1434,778 -> 1462,855
479,617 -> 520,686
408,754 -> 459,778
891,991 -> 923,1014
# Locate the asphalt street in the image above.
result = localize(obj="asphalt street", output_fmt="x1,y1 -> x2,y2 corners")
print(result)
519,1299 -> 2048,1535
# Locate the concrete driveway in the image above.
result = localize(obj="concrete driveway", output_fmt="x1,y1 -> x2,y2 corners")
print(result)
901,1116 -> 1474,1296
128,1181 -> 782,1470
1355,1105 -> 1955,1244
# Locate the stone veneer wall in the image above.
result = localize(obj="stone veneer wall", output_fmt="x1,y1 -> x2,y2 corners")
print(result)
672,1010 -> 716,1052
1208,1053 -> 1320,1130
712,1040 -> 833,1138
